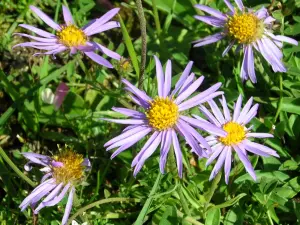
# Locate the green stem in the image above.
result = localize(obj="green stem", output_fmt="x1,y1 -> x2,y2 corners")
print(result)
267,210 -> 274,225
0,147 -> 35,187
136,0 -> 147,89
76,54 -> 87,75
273,73 -> 283,123
89,160 -> 112,203
234,62 -> 245,97
204,171 -> 222,212
135,172 -> 162,225
152,0 -> 161,36
62,0 -> 69,8
0,70 -> 19,101
53,0 -> 61,23
177,210 -> 204,225
67,197 -> 140,225
177,183 -> 191,216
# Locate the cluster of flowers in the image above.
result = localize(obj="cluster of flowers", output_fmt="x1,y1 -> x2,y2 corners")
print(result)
14,1 -> 297,224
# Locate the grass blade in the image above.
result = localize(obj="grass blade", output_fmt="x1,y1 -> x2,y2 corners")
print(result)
118,15 -> 140,77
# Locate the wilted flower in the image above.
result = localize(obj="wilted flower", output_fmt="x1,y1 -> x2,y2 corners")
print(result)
41,82 -> 69,110
20,149 -> 91,225
103,56 -> 226,177
13,5 -> 121,68
197,95 -> 278,183
193,0 -> 298,83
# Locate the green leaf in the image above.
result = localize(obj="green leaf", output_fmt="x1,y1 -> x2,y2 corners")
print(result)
224,205 -> 244,225
274,121 -> 285,137
0,61 -> 74,127
268,207 -> 280,224
63,92 -> 86,116
235,171 -> 290,183
18,108 -> 39,133
279,111 -> 295,138
40,132 -> 82,144
159,205 -> 179,225
262,156 -> 281,171
284,23 -> 300,35
0,70 -> 19,101
279,159 -> 298,171
181,185 -> 201,209
118,15 -> 140,77
280,177 -> 300,198
144,0 -> 195,28
265,138 -> 290,157
205,208 -> 220,225
259,178 -> 278,194
135,173 -> 162,225
272,97 -> 300,115
208,193 -> 247,211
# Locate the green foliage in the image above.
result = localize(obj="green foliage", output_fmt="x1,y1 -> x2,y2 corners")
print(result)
0,0 -> 300,224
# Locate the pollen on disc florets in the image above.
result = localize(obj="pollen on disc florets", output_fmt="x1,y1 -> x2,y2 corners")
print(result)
52,151 -> 84,184
226,13 -> 264,44
219,122 -> 246,146
57,25 -> 87,47
146,97 -> 179,131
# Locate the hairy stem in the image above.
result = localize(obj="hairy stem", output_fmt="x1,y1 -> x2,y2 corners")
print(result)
136,0 -> 147,89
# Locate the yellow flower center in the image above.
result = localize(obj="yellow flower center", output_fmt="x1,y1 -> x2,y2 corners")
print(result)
146,97 -> 179,131
57,25 -> 87,47
52,151 -> 84,184
219,122 -> 246,146
226,13 -> 264,44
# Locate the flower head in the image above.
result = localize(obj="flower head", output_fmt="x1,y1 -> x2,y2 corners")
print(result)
13,5 -> 121,68
103,56 -> 226,177
193,0 -> 298,83
197,95 -> 279,183
20,148 -> 91,225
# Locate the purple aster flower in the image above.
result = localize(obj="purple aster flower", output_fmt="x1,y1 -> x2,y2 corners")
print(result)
103,56 -> 227,177
20,150 -> 91,225
13,5 -> 121,68
197,95 -> 279,183
193,0 -> 298,83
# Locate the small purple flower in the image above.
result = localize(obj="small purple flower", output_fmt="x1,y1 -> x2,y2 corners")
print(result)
13,5 -> 121,68
20,150 -> 91,225
197,95 -> 279,183
54,82 -> 69,110
103,56 -> 226,177
193,0 -> 298,83
41,82 -> 69,110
